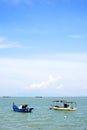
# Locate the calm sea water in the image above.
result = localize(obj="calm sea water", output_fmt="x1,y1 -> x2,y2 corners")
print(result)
0,97 -> 87,130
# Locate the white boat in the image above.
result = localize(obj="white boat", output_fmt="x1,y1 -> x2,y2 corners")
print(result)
52,100 -> 77,111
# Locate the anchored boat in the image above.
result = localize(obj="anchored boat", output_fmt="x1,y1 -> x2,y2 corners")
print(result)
51,100 -> 77,111
13,102 -> 34,113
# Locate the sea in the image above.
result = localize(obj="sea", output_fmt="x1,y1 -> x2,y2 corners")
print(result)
0,97 -> 87,130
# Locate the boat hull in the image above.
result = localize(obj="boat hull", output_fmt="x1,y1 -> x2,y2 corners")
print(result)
13,104 -> 34,113
53,106 -> 76,111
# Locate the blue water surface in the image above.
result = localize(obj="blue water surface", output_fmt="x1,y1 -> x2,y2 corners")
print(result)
0,97 -> 87,130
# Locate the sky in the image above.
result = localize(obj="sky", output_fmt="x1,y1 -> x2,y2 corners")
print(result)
0,0 -> 87,97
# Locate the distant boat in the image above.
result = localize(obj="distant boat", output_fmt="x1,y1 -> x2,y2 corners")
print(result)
35,96 -> 42,98
51,100 -> 77,111
13,102 -> 34,113
3,96 -> 10,98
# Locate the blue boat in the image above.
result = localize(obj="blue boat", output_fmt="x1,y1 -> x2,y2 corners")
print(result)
13,102 -> 34,113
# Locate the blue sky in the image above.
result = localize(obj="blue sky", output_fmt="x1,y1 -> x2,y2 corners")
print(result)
0,0 -> 87,97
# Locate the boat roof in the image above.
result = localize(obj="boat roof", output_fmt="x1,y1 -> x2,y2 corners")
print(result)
53,100 -> 76,104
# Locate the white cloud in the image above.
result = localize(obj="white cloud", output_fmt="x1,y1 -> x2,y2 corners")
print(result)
0,36 -> 5,42
68,34 -> 82,38
27,74 -> 63,89
56,84 -> 63,89
0,42 -> 20,48
83,86 -> 87,89
0,52 -> 87,96
30,81 -> 47,89
0,36 -> 22,49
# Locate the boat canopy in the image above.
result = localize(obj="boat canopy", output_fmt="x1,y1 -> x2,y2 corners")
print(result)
52,99 -> 77,110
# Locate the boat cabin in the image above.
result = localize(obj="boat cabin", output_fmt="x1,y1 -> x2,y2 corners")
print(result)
52,100 -> 77,111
